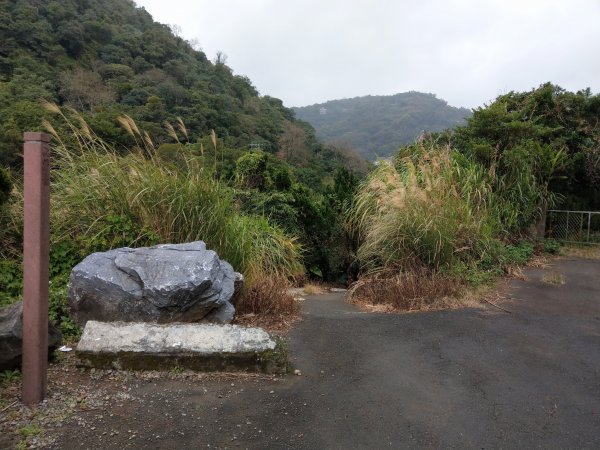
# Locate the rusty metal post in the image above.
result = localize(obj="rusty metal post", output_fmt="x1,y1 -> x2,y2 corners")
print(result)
22,132 -> 51,406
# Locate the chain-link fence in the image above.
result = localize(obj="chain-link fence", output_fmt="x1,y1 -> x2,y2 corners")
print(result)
545,210 -> 600,244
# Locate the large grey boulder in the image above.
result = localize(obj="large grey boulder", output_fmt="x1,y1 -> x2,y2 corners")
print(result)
68,241 -> 242,326
0,301 -> 62,370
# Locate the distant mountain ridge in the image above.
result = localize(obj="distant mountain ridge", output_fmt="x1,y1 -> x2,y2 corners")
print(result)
294,92 -> 472,159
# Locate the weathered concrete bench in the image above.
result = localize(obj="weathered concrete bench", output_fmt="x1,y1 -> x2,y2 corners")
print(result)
76,321 -> 287,374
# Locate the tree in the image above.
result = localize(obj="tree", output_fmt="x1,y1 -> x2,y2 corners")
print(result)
450,83 -> 600,211
277,122 -> 311,165
59,68 -> 116,111
236,151 -> 268,190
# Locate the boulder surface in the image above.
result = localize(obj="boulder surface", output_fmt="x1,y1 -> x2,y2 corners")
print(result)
0,301 -> 62,370
68,241 -> 241,326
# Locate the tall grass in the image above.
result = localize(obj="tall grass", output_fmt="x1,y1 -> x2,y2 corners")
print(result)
44,105 -> 303,284
349,147 -> 496,274
346,139 -> 561,310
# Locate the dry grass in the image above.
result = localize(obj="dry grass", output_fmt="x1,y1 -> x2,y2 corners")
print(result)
347,270 -> 464,312
527,254 -> 551,268
542,271 -> 566,285
235,275 -> 301,332
464,279 -> 506,309
504,265 -> 527,280
559,245 -> 600,259
348,270 -> 504,314
302,283 -> 326,295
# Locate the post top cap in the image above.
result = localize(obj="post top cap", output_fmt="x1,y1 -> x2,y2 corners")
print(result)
23,132 -> 51,143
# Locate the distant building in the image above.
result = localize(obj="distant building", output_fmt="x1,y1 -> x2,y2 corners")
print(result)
248,142 -> 271,151
319,107 -> 327,115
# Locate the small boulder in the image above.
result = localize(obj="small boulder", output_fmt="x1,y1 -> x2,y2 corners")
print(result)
68,241 -> 239,326
0,301 -> 62,370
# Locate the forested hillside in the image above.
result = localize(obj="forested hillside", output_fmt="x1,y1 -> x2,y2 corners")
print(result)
0,0 -> 372,334
294,92 -> 471,159
0,0 -> 366,177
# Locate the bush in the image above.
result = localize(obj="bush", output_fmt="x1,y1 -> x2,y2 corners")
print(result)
502,242 -> 535,265
0,167 -> 11,207
350,149 -> 496,273
0,259 -> 21,307
347,141 -> 550,309
48,273 -> 80,341
544,239 -> 561,254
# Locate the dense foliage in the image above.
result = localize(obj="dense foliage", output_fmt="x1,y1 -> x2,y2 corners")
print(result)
349,84 -> 598,309
0,0 -> 596,326
0,0 -> 371,338
0,0 -> 282,163
0,0 -> 369,278
0,108 -> 305,337
294,92 -> 471,160
0,0 -> 365,181
446,83 -> 600,211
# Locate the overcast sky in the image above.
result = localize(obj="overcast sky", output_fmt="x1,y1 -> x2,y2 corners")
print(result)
134,0 -> 600,109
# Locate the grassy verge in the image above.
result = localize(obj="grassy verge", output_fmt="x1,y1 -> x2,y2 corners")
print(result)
0,105 -> 304,338
346,141 -> 561,312
559,244 -> 600,259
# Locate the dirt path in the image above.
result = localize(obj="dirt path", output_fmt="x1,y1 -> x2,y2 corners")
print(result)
7,258 -> 600,449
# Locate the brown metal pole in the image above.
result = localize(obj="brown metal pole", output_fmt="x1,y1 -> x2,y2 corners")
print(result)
21,132 -> 51,406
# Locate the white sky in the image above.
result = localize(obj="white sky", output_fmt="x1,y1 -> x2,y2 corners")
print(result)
134,0 -> 600,109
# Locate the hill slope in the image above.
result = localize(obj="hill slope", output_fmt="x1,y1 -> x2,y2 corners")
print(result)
0,0 -> 362,177
294,92 -> 471,159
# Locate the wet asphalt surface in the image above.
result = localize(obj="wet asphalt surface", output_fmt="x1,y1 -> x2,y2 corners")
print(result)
53,258 -> 600,449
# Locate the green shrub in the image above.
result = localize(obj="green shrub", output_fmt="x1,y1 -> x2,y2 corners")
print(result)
0,259 -> 21,307
502,242 -> 534,265
236,151 -> 268,190
0,167 -> 11,207
544,239 -> 561,254
49,273 -> 80,341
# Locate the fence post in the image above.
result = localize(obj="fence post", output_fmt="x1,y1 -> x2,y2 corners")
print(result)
535,205 -> 547,239
587,213 -> 591,242
21,132 -> 51,406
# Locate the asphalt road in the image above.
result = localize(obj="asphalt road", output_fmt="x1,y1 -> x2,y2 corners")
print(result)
54,258 -> 600,449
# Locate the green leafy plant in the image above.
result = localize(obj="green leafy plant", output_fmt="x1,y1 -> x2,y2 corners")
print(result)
19,422 -> 43,438
0,167 -> 11,207
170,364 -> 184,374
501,242 -> 535,266
0,369 -> 21,387
49,274 -> 80,341
544,239 -> 561,254
0,259 -> 22,307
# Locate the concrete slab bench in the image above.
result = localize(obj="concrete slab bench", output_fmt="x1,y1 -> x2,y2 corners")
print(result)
76,321 -> 287,374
